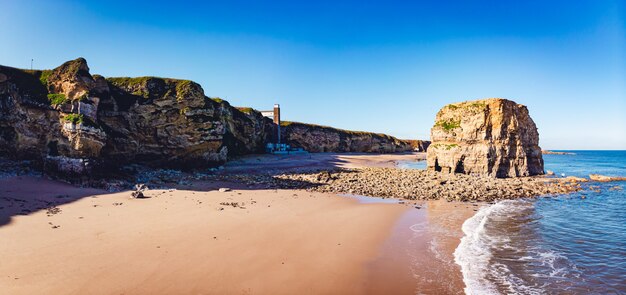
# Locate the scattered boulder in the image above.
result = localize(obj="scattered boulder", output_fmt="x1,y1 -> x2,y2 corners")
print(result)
218,187 -> 231,192
427,98 -> 544,178
131,183 -> 149,198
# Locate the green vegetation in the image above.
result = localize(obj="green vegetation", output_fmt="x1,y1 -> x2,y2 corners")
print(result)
63,113 -> 84,124
211,97 -> 224,103
131,90 -> 149,98
175,80 -> 193,101
107,77 -> 154,87
435,118 -> 461,131
468,102 -> 486,108
446,104 -> 459,110
280,121 -> 396,139
433,143 -> 459,150
47,93 -> 67,106
179,106 -> 190,115
39,70 -> 52,87
2,67 -> 50,103
236,107 -> 254,114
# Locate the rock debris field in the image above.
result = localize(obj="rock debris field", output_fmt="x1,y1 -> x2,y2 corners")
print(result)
216,167 -> 586,202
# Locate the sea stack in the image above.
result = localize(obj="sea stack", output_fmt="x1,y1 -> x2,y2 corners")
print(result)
426,98 -> 544,178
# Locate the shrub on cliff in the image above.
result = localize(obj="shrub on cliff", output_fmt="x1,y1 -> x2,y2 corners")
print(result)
47,93 -> 67,106
63,113 -> 83,124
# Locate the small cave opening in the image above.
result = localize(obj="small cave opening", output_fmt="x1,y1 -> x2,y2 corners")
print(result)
434,158 -> 442,172
455,160 -> 465,173
454,156 -> 465,173
47,140 -> 59,156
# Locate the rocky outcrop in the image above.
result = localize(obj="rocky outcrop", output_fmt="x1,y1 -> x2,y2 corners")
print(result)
588,174 -> 626,182
404,139 -> 431,152
280,121 -> 412,153
426,98 -> 544,178
0,58 -> 274,176
1,57 -> 419,178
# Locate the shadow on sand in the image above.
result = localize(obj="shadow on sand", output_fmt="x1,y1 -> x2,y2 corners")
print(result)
1,152 -> 416,228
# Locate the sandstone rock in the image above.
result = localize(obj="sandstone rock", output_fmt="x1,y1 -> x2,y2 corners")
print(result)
46,57 -> 95,101
280,121 -> 413,153
0,58 -> 277,176
1,57 -> 422,180
427,98 -> 544,178
404,139 -> 431,152
589,174 -> 626,182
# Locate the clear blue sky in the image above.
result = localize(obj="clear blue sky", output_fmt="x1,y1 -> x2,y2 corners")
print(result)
1,0 -> 624,149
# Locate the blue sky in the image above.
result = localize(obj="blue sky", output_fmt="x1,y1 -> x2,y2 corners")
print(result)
1,0 -> 624,149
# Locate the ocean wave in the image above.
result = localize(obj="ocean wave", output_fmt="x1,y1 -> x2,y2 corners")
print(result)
453,200 -> 548,295
454,201 -> 502,295
453,199 -> 589,295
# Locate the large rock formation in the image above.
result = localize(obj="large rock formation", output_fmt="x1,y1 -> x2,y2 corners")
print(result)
0,58 -> 274,175
426,98 -> 544,178
280,121 -> 412,153
1,58 -> 417,178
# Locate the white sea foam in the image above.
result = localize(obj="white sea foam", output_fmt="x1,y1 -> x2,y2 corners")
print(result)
453,202 -> 504,295
453,200 -> 578,295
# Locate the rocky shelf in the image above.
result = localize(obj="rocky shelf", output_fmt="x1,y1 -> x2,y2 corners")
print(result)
213,167 -> 585,202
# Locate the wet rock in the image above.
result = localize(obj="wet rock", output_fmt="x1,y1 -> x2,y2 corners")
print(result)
589,174 -> 626,182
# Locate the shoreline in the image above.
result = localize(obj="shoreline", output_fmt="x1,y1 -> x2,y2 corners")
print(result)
364,199 -> 477,294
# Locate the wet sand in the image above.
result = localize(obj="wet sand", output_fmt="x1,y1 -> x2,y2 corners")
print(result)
0,153 -> 475,294
364,199 -> 476,294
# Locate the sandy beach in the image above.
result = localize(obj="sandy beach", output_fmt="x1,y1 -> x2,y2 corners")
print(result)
0,153 -> 475,294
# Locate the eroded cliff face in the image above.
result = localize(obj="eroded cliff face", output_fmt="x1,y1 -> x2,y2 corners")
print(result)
404,139 -> 431,152
426,98 -> 544,178
281,121 -> 412,153
0,58 -> 273,175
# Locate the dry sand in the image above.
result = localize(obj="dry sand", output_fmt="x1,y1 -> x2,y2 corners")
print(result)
0,153 -> 475,294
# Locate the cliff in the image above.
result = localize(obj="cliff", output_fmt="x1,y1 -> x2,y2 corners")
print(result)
0,58 -> 274,175
426,98 -> 544,178
1,58 -> 417,177
280,121 -> 412,153
403,139 -> 431,152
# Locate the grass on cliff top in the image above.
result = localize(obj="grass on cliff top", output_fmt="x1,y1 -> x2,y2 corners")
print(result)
435,118 -> 461,131
1,66 -> 50,103
107,76 -> 193,87
444,101 -> 486,111
235,107 -> 255,114
107,77 -> 197,101
281,121 -> 398,139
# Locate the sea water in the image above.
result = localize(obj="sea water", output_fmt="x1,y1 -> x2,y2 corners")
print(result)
454,151 -> 626,294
